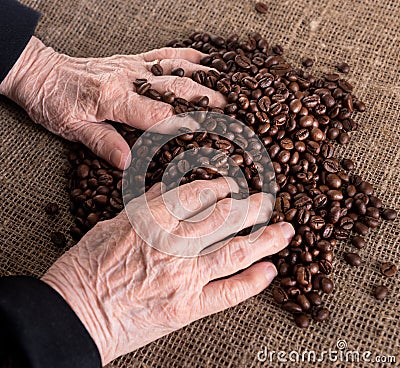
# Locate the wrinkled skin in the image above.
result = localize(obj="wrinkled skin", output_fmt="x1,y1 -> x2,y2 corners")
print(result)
42,178 -> 294,365
0,36 -> 226,169
1,36 -> 295,366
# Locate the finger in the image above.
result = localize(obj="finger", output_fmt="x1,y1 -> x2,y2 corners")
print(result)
151,177 -> 239,221
75,121 -> 131,170
146,59 -> 211,77
201,222 -> 294,280
139,47 -> 204,63
148,76 -> 226,108
199,262 -> 277,316
173,192 -> 274,247
101,91 -> 201,133
145,182 -> 164,201
101,91 -> 174,130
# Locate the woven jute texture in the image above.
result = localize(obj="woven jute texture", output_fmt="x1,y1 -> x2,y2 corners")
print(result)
1,1 -> 399,367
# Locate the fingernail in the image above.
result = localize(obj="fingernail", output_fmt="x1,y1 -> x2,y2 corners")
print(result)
265,263 -> 278,283
110,149 -> 123,169
279,222 -> 295,243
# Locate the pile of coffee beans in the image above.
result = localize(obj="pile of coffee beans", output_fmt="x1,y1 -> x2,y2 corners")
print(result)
67,32 -> 397,327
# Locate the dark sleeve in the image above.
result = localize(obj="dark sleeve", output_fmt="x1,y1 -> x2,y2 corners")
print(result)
0,0 -> 41,83
0,276 -> 102,368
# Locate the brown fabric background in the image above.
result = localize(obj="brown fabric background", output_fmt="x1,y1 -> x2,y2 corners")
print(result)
1,0 -> 399,367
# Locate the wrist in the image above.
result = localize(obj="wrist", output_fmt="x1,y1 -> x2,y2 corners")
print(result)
41,258 -> 111,365
0,36 -> 58,105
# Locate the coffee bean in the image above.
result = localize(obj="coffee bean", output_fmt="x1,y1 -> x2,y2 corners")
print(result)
296,294 -> 311,311
151,63 -> 164,76
358,181 -> 374,195
354,221 -> 369,236
77,164 -> 90,179
312,307 -> 330,322
344,252 -> 362,266
294,313 -> 310,328
320,277 -> 334,294
171,67 -> 185,77
381,209 -> 397,221
272,287 -> 288,304
86,213 -> 99,227
137,82 -> 151,95
45,202 -> 59,215
308,291 -> 322,306
235,55 -> 252,69
326,174 -> 341,189
380,262 -> 397,277
272,45 -> 284,55
282,301 -> 302,314
337,62 -> 350,74
373,285 -> 388,301
352,199 -> 366,215
354,100 -> 366,112
162,91 -> 175,104
50,231 -> 67,248
302,58 -> 313,68
255,2 -> 268,14
369,196 -> 383,209
351,236 -> 366,249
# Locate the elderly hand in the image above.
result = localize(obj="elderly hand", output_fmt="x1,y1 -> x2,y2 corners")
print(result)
41,178 -> 294,365
0,36 -> 225,169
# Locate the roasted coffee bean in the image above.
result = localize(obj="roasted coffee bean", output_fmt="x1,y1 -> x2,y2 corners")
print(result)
312,307 -> 330,322
255,1 -> 268,14
272,287 -> 288,304
50,231 -> 67,248
380,262 -> 397,277
282,301 -> 302,314
86,213 -> 100,227
77,164 -> 90,179
45,202 -> 59,215
137,82 -> 151,95
341,158 -> 355,171
272,45 -> 284,55
320,277 -> 334,294
294,313 -> 310,328
353,199 -> 367,215
354,100 -> 366,111
151,63 -> 164,76
337,62 -> 350,73
326,174 -> 341,188
308,291 -> 322,306
344,252 -> 362,266
381,209 -> 397,221
171,67 -> 185,77
351,236 -> 365,249
323,159 -> 339,173
235,55 -> 252,69
354,221 -> 369,236
302,58 -> 313,68
373,285 -> 388,301
358,181 -> 374,195
296,294 -> 311,311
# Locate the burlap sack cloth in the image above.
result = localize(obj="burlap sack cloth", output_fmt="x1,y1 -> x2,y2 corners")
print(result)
1,0 -> 399,367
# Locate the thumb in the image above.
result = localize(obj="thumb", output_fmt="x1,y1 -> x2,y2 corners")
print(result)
76,121 -> 131,170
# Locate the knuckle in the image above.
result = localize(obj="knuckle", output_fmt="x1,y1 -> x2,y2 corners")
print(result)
221,282 -> 244,306
148,103 -> 174,124
230,240 -> 248,264
170,76 -> 195,95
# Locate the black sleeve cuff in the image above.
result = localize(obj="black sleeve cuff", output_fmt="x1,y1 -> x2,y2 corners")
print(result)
0,276 -> 102,368
0,0 -> 41,83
